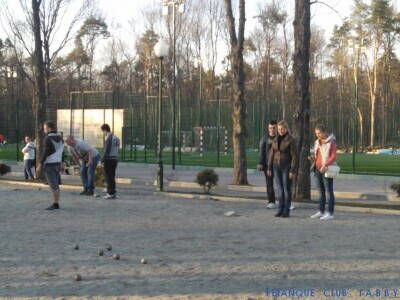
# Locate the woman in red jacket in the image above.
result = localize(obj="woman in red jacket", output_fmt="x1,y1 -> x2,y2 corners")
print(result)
310,125 -> 337,221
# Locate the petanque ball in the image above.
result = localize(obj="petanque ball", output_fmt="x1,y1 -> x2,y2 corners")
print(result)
113,254 -> 120,260
106,244 -> 112,251
73,244 -> 79,250
140,258 -> 148,264
75,274 -> 82,281
98,249 -> 104,256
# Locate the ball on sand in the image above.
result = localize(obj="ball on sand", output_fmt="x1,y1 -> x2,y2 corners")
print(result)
113,254 -> 120,260
73,244 -> 79,250
98,249 -> 104,256
75,274 -> 82,281
106,244 -> 112,251
140,258 -> 148,264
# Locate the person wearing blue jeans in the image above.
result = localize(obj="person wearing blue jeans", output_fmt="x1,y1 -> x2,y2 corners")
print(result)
22,136 -> 36,180
314,169 -> 335,215
66,136 -> 100,196
80,153 -> 100,194
310,125 -> 337,220
267,120 -> 297,218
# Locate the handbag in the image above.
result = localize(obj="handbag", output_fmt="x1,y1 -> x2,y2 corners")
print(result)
324,163 -> 340,178
318,144 -> 340,179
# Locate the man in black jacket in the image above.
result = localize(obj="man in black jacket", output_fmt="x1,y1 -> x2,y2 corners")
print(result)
257,120 -> 277,209
36,121 -> 64,210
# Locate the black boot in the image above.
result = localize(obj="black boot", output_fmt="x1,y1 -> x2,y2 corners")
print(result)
46,203 -> 60,210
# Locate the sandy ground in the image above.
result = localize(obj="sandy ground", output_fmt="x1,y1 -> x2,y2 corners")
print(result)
1,183 -> 400,300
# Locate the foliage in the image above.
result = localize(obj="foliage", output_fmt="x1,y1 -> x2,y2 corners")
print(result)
390,182 -> 400,197
196,169 -> 219,193
94,167 -> 105,187
0,163 -> 11,175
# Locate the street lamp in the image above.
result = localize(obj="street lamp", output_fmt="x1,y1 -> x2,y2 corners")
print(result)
194,57 -> 203,127
162,0 -> 186,170
2,66 -> 19,161
154,39 -> 169,191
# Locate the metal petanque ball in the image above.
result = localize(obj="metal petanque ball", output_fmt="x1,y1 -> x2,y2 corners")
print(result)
140,258 -> 148,264
106,244 -> 112,251
113,254 -> 120,260
73,244 -> 79,250
98,249 -> 104,256
75,274 -> 82,281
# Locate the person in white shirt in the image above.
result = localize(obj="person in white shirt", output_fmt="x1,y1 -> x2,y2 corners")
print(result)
65,136 -> 100,196
22,136 -> 36,180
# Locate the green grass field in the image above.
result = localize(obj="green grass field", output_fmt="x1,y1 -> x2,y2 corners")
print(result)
1,144 -> 399,175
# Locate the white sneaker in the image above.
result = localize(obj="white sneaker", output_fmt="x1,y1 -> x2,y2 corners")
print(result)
310,211 -> 323,219
266,202 -> 276,209
104,193 -> 116,200
290,204 -> 295,210
320,213 -> 334,220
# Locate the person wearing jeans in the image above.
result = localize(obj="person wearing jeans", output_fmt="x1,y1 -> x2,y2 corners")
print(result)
22,136 -> 36,180
257,120 -> 277,209
310,125 -> 337,221
66,136 -> 100,196
101,124 -> 120,199
267,120 -> 297,218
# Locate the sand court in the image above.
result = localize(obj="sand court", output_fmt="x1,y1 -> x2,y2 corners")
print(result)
1,183 -> 400,299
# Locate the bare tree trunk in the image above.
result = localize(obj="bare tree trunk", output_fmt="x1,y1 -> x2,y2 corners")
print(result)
224,0 -> 248,185
292,0 -> 311,201
32,0 -> 47,177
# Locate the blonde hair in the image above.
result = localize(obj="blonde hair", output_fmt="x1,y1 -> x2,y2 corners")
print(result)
277,120 -> 289,130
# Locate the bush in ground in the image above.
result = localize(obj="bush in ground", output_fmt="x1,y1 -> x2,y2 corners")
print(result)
391,183 -> 400,197
95,167 -> 105,187
0,163 -> 11,176
196,169 -> 219,194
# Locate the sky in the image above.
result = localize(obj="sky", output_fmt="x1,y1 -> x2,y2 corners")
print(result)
94,0 -> 355,71
0,0 -> 378,71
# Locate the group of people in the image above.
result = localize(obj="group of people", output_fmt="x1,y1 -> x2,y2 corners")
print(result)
35,121 -> 120,210
258,120 -> 337,220
24,119 -> 337,215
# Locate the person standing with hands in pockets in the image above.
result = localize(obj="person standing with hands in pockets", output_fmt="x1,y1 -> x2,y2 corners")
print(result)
100,124 -> 120,200
258,120 -> 277,209
267,121 -> 297,218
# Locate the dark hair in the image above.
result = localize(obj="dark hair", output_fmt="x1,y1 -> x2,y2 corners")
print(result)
268,120 -> 277,126
44,121 -> 56,130
315,124 -> 326,132
101,124 -> 111,132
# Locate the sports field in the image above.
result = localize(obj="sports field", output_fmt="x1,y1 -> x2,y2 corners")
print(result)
1,144 -> 399,175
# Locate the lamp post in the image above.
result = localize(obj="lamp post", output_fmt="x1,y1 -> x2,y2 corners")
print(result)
154,39 -> 169,191
194,57 -> 203,127
162,0 -> 185,170
3,66 -> 19,161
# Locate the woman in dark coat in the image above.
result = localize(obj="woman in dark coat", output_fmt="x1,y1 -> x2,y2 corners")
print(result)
267,120 -> 297,218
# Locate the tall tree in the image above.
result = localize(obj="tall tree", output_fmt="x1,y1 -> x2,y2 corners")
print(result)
224,0 -> 248,185
292,0 -> 311,201
32,0 -> 47,176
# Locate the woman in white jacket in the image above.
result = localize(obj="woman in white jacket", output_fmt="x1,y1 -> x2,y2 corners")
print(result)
310,125 -> 338,220
22,136 -> 36,180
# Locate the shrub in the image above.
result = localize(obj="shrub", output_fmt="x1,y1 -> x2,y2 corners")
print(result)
95,167 -> 105,187
391,182 -> 400,197
0,163 -> 11,176
196,169 -> 219,194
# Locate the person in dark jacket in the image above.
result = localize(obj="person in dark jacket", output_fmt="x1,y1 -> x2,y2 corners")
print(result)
267,120 -> 297,218
257,120 -> 277,209
100,124 -> 120,199
36,121 -> 64,210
